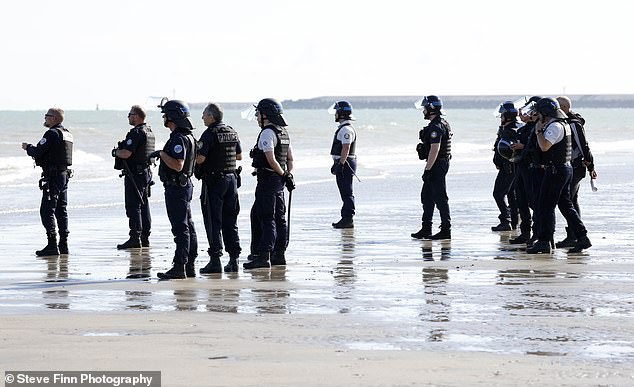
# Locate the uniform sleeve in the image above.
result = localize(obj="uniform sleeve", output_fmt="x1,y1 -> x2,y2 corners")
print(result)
119,129 -> 144,152
337,127 -> 356,144
26,129 -> 58,158
543,122 -> 564,145
197,130 -> 211,157
167,136 -> 188,160
258,129 -> 277,152
236,140 -> 243,154
428,125 -> 443,144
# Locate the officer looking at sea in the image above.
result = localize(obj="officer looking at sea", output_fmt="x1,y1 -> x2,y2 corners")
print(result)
152,99 -> 199,279
244,98 -> 295,269
526,98 -> 591,254
111,105 -> 155,249
329,100 -> 357,229
195,102 -> 243,274
554,96 -> 597,248
411,95 -> 452,240
491,101 -> 521,232
22,108 -> 73,256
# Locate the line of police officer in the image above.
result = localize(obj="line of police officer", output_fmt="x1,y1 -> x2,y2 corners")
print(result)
493,96 -> 593,254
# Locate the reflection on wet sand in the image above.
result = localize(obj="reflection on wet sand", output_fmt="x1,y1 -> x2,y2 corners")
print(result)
126,250 -> 152,279
41,254 -> 69,310
333,229 -> 356,310
421,240 -> 451,261
246,268 -> 290,314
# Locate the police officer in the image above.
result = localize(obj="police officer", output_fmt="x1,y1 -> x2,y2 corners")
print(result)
111,105 -> 155,249
245,98 -> 295,269
526,98 -> 591,254
491,101 -> 521,232
555,96 -> 597,248
22,108 -> 73,256
152,99 -> 198,279
411,96 -> 452,240
329,101 -> 357,229
195,103 -> 242,273
508,96 -> 542,244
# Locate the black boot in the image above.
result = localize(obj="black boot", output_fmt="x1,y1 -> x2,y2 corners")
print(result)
491,221 -> 512,231
157,264 -> 186,280
36,234 -> 59,256
555,227 -> 577,248
509,233 -> 530,245
141,233 -> 150,248
429,227 -> 451,240
224,256 -> 239,272
58,235 -> 69,254
186,259 -> 197,278
411,223 -> 432,239
117,233 -> 141,249
526,240 -> 551,254
243,251 -> 270,270
332,218 -> 354,229
200,256 -> 222,274
568,235 -> 592,253
270,250 -> 286,266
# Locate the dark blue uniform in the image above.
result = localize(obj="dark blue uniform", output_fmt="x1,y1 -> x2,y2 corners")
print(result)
26,125 -> 73,241
250,125 -> 290,257
512,121 -> 536,238
492,122 -> 519,228
330,121 -> 357,221
419,116 -> 452,231
197,122 -> 242,260
159,128 -> 198,267
117,124 -> 154,241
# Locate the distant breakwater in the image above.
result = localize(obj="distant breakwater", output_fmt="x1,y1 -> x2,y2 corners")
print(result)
191,95 -> 634,110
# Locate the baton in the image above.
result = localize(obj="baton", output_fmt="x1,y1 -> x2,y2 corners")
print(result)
286,189 -> 292,248
345,160 -> 361,182
123,160 -> 146,205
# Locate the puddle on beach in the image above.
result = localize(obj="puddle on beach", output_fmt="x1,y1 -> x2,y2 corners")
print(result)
2,210 -> 634,360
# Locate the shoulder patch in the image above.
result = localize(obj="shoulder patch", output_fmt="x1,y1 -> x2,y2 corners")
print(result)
430,131 -> 438,139
262,141 -> 269,147
39,137 -> 47,145
126,139 -> 133,145
344,133 -> 350,139
174,144 -> 183,154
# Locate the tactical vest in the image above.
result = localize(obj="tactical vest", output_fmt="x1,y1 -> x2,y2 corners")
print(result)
251,125 -> 290,170
39,125 -> 73,172
330,122 -> 356,157
159,128 -> 196,185
128,124 -> 155,167
419,117 -> 452,160
541,119 -> 572,165
200,123 -> 239,174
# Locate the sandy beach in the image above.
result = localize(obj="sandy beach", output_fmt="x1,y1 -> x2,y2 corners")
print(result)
2,107 -> 634,386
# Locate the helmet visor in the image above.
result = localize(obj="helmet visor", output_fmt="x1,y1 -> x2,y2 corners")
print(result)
414,97 -> 426,110
241,105 -> 257,121
519,101 -> 537,117
327,102 -> 338,115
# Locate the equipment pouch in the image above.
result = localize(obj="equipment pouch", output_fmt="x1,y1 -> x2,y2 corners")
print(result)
178,174 -> 189,187
235,166 -> 242,188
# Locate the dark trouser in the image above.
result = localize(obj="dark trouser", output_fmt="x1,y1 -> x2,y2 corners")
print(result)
124,169 -> 152,236
534,164 -> 586,241
164,182 -> 197,265
250,172 -> 286,254
335,158 -> 356,219
514,164 -> 532,234
40,172 -> 69,237
421,159 -> 451,228
492,166 -> 516,223
529,166 -> 545,237
200,174 -> 241,258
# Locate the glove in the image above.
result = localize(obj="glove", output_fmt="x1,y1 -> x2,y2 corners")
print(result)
283,171 -> 296,191
111,148 -> 118,158
149,150 -> 162,159
330,162 -> 344,176
422,169 -> 431,183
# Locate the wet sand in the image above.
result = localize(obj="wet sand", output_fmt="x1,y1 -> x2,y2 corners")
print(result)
2,165 -> 634,386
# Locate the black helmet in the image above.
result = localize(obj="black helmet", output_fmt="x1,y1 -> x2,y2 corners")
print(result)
497,101 -> 518,121
332,100 -> 354,120
158,98 -> 194,129
415,95 -> 443,119
534,97 -> 567,119
256,98 -> 287,126
497,139 -> 520,162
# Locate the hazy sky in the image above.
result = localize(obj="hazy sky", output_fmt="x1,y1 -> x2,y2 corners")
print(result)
2,0 -> 633,110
